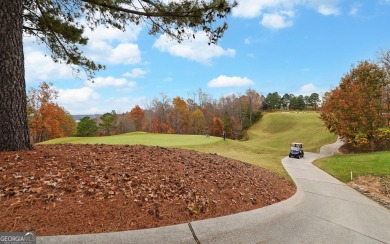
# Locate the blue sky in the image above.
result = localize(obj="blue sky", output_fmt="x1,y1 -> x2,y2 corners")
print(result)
24,0 -> 390,115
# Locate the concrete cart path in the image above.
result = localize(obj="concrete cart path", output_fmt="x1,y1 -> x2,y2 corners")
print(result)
38,152 -> 390,243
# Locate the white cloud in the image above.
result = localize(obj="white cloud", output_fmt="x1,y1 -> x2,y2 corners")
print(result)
82,22 -> 142,65
261,11 -> 295,29
58,87 -> 100,103
153,30 -> 235,64
208,75 -> 255,88
233,0 -> 342,20
308,0 -> 341,16
123,68 -> 147,78
57,87 -> 101,114
57,86 -> 147,115
86,76 -> 136,88
104,97 -> 147,113
23,23 -> 142,85
84,24 -> 142,43
233,0 -> 299,18
24,50 -> 74,82
233,0 -> 266,18
296,83 -> 322,95
87,41 -> 141,65
317,4 -> 341,16
109,43 -> 141,64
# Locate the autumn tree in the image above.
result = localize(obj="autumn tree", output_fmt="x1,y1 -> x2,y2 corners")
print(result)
383,84 -> 390,126
378,49 -> 390,77
190,108 -> 206,134
229,116 -> 240,139
151,94 -> 171,133
245,88 -> 262,124
30,104 -> 76,142
115,113 -> 133,134
65,113 -> 77,137
28,82 -> 58,109
170,97 -> 190,134
28,82 -> 76,143
76,117 -> 98,137
239,96 -> 251,129
320,61 -> 388,151
211,117 -> 223,137
0,0 -> 237,151
29,103 -> 76,142
130,105 -> 145,131
378,49 -> 390,126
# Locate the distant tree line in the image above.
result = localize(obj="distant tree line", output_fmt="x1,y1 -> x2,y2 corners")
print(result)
262,92 -> 320,111
27,83 -> 324,143
86,89 -> 264,140
76,89 -> 322,140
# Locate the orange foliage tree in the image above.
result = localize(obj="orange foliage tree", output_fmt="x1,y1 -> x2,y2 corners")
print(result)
320,61 -> 389,151
28,82 -> 76,143
211,117 -> 223,137
129,105 -> 145,131
170,97 -> 190,134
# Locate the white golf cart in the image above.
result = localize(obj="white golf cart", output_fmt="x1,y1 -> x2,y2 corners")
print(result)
289,142 -> 304,159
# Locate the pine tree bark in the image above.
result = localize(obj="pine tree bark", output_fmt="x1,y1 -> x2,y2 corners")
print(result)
0,1 -> 31,151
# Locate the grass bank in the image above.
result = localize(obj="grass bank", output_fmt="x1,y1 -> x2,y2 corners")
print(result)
39,132 -> 221,147
313,151 -> 390,183
41,112 -> 336,179
188,112 -> 336,179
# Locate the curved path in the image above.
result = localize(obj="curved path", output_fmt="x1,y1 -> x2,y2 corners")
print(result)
39,145 -> 390,243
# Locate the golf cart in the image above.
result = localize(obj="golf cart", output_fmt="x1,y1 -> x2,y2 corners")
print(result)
289,142 -> 304,159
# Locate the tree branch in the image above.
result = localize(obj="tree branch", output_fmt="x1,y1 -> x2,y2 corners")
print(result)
80,0 -> 205,18
35,1 -> 76,64
23,25 -> 40,32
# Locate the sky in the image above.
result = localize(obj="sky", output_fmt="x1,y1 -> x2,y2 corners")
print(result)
24,0 -> 390,115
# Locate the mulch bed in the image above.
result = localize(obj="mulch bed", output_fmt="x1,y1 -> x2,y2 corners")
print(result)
0,144 -> 295,236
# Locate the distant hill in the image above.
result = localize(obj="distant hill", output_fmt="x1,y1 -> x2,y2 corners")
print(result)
72,114 -> 101,121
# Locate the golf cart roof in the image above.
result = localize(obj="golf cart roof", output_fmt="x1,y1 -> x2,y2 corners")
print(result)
290,142 -> 303,147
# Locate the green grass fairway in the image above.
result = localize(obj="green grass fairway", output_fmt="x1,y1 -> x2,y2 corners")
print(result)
40,132 -> 221,147
313,151 -> 390,183
41,112 -> 336,179
189,112 -> 336,179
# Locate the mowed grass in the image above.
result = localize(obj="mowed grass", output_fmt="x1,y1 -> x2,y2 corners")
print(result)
40,132 -> 221,147
189,112 -> 336,179
41,112 -> 336,179
313,151 -> 390,183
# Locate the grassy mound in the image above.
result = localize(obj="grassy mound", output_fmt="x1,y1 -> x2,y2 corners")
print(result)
40,132 -> 221,147
190,112 -> 336,178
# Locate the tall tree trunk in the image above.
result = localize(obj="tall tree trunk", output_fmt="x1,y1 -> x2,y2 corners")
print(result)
0,1 -> 31,151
